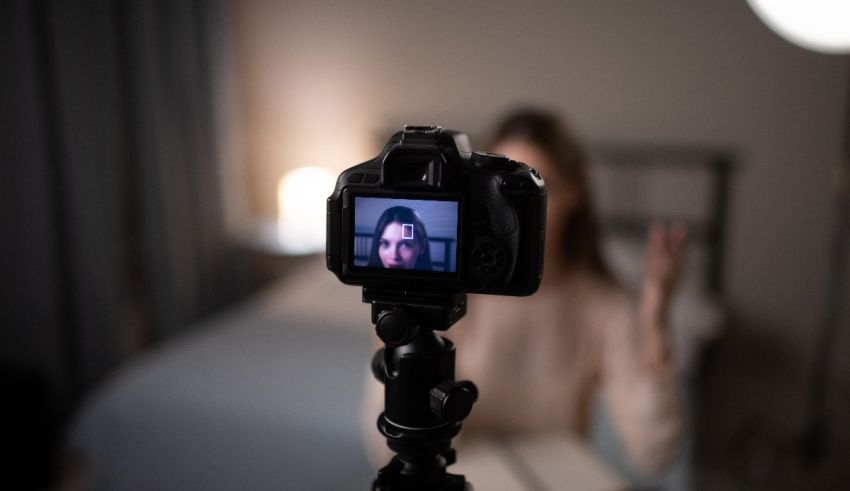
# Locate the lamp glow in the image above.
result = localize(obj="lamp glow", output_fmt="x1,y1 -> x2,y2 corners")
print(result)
746,0 -> 850,54
276,166 -> 336,254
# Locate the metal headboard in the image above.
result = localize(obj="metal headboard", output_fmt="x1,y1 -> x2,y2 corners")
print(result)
587,142 -> 735,295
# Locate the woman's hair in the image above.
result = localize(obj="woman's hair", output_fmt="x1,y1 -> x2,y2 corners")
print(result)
367,206 -> 433,270
488,108 -> 613,281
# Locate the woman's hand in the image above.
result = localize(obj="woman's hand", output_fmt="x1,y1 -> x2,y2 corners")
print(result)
639,222 -> 688,369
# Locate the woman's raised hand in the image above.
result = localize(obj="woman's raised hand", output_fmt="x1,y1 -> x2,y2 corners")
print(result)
639,222 -> 688,368
642,222 -> 688,316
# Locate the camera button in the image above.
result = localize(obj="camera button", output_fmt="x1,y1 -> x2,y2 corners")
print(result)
365,173 -> 379,183
349,173 -> 364,183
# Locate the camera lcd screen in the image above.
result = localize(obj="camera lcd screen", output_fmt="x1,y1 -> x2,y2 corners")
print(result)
353,197 -> 459,273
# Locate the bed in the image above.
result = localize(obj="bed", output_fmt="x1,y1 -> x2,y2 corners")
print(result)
67,142 -> 734,490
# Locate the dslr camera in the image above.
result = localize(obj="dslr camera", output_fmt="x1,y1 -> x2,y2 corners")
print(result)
326,125 -> 546,297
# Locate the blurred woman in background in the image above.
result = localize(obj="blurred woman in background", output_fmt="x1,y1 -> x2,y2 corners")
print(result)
364,109 -> 688,477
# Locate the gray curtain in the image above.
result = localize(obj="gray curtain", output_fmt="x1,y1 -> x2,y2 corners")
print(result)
1,2 -> 243,483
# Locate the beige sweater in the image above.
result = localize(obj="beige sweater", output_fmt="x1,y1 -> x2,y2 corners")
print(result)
363,272 -> 685,476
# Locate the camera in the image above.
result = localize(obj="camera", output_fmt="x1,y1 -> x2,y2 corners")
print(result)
326,125 -> 546,296
326,125 -> 544,489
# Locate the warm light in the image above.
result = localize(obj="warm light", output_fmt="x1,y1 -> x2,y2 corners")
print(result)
276,166 -> 336,254
746,0 -> 850,54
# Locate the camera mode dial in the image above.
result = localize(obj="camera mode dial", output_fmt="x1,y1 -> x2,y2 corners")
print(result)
471,151 -> 516,171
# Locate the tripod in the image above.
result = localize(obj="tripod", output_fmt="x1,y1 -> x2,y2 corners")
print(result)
365,288 -> 478,491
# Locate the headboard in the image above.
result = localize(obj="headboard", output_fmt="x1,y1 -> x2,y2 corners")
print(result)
587,142 -> 735,296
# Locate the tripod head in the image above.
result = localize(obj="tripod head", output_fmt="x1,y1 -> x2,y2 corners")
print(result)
366,288 -> 477,491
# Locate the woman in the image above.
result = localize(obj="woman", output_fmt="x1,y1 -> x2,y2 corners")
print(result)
363,109 -> 687,476
367,206 -> 433,270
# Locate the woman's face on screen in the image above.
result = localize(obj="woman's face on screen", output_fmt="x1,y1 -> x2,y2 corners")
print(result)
379,221 -> 423,269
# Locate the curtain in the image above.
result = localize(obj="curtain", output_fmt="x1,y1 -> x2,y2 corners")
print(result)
0,1 -> 243,484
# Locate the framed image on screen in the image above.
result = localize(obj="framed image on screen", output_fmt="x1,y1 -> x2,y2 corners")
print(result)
353,197 -> 459,273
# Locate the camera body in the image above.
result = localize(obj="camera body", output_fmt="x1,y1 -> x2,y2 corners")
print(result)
326,125 -> 546,296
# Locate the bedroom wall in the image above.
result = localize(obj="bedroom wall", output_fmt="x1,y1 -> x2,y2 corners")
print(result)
230,0 -> 849,484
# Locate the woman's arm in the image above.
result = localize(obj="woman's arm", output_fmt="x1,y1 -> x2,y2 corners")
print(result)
601,297 -> 686,477
601,223 -> 688,476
